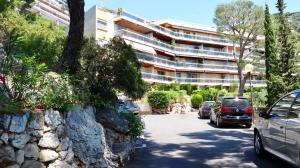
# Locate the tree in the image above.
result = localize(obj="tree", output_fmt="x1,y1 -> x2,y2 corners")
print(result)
56,0 -> 84,74
276,0 -> 298,92
74,37 -> 147,108
264,5 -> 284,106
214,0 -> 264,96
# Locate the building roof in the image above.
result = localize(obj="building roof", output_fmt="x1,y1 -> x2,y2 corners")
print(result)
154,19 -> 218,34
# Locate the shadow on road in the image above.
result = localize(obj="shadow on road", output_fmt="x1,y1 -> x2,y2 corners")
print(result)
127,127 -> 292,168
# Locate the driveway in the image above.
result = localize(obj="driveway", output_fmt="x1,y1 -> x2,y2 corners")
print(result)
127,114 -> 291,168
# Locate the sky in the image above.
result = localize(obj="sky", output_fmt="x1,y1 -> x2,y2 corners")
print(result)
84,0 -> 300,27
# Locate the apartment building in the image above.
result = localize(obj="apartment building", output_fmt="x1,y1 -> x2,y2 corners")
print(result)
84,5 -> 266,87
30,0 -> 69,26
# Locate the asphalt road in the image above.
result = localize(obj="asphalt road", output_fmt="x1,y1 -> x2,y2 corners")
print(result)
127,114 -> 292,168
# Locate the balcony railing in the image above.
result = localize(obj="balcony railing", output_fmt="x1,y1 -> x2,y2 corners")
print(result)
118,11 -> 230,45
116,29 -> 234,58
141,72 -> 266,85
137,53 -> 238,71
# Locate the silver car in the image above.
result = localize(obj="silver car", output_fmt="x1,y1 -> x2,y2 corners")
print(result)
254,89 -> 300,167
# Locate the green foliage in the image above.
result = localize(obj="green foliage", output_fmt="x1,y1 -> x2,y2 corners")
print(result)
121,112 -> 145,138
180,84 -> 198,95
166,90 -> 188,104
0,8 -> 66,111
73,37 -> 146,108
214,0 -> 264,95
147,91 -> 170,109
0,92 -> 22,113
276,0 -> 298,93
264,5 -> 282,107
228,84 -> 238,93
39,73 -> 75,111
191,94 -> 203,108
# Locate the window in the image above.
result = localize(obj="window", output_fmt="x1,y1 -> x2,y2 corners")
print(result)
288,93 -> 300,119
176,72 -> 181,78
270,93 -> 296,118
97,19 -> 107,30
157,71 -> 165,76
187,73 -> 197,78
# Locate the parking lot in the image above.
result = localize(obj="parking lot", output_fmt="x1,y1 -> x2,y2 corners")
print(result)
127,114 -> 291,168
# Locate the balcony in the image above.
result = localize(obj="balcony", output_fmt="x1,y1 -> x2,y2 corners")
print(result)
141,72 -> 266,86
117,11 -> 231,45
137,53 -> 238,72
116,29 -> 235,60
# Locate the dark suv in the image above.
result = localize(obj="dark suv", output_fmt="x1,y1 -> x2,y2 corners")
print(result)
199,101 -> 215,119
210,97 -> 253,128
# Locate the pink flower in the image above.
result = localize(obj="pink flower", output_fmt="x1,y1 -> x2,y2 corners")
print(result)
0,74 -> 5,83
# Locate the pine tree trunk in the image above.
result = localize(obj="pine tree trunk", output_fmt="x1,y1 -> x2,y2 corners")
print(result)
56,0 -> 85,74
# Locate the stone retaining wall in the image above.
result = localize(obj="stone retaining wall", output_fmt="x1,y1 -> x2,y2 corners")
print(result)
0,106 -> 134,168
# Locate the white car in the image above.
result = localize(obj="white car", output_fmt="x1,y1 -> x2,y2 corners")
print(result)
254,89 -> 300,167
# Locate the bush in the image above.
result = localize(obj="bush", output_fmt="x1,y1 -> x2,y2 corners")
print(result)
180,84 -> 198,95
191,94 -> 203,108
121,112 -> 145,138
148,91 -> 170,109
40,72 -> 75,111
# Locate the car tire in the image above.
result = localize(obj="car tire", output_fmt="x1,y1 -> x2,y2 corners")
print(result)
216,116 -> 222,128
209,115 -> 213,124
245,124 -> 252,128
254,131 -> 265,157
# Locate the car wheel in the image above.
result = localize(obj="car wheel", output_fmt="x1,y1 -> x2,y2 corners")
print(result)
245,124 -> 252,128
254,131 -> 265,157
216,116 -> 222,128
209,115 -> 213,124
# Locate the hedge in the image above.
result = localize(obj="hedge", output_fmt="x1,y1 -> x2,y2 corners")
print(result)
147,91 -> 170,109
191,94 -> 203,108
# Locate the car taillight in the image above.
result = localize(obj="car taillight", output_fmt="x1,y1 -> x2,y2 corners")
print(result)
244,107 -> 253,113
221,107 -> 231,113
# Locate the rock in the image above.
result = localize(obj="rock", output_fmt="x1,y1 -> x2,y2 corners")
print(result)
9,113 -> 29,133
39,149 -> 59,162
55,125 -> 65,138
48,160 -> 72,168
96,109 -> 129,134
0,114 -> 11,130
66,106 -> 115,167
6,164 -> 20,168
15,150 -> 24,165
27,112 -> 44,130
57,137 -> 71,151
38,132 -> 59,149
43,125 -> 51,132
21,160 -> 45,168
24,143 -> 39,159
65,148 -> 74,163
0,132 -> 9,144
59,151 -> 68,160
44,109 -> 62,130
12,133 -> 30,149
0,145 -> 15,163
28,130 -> 43,138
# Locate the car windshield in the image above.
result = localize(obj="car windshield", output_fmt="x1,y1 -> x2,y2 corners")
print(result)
222,99 -> 250,108
125,101 -> 136,107
204,102 -> 214,108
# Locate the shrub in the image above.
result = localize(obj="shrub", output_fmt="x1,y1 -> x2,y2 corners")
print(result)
191,94 -> 203,108
40,72 -> 75,111
74,37 -> 146,108
121,112 -> 145,138
148,91 -> 170,109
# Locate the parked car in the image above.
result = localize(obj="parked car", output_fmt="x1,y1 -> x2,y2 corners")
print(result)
254,89 -> 300,167
199,101 -> 215,119
210,97 -> 253,128
118,100 -> 140,115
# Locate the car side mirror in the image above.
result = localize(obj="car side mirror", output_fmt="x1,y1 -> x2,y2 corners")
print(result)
259,111 -> 269,119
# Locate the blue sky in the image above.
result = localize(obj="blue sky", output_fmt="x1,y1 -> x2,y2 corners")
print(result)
85,0 -> 299,27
